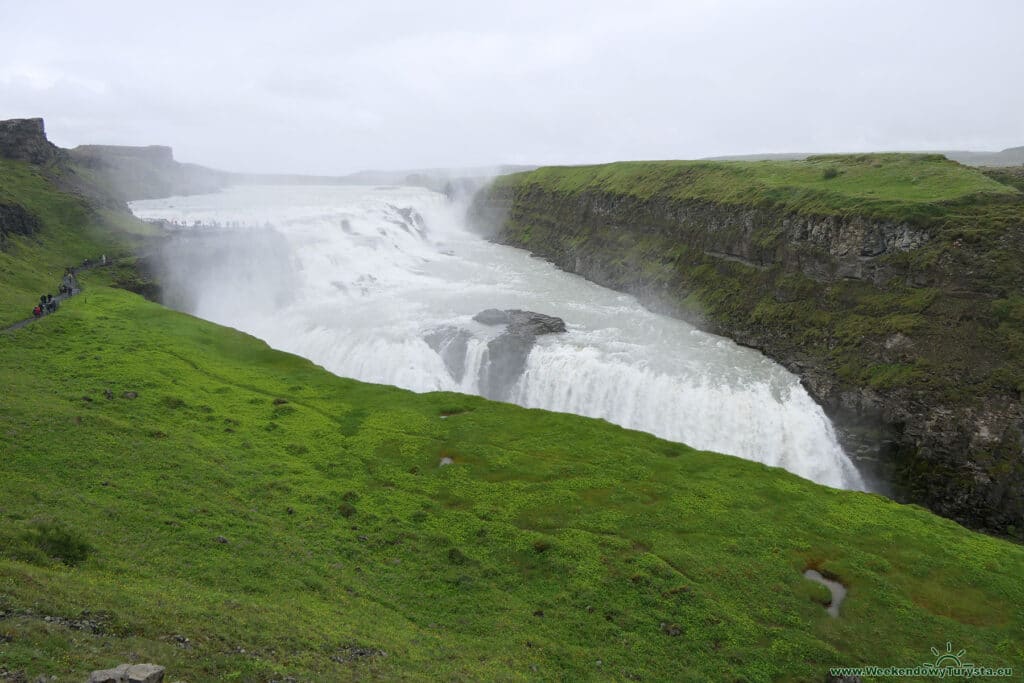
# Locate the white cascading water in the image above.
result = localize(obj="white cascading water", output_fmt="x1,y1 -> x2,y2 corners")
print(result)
131,184 -> 865,490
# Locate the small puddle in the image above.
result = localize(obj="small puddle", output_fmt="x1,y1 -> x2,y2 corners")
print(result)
803,569 -> 846,618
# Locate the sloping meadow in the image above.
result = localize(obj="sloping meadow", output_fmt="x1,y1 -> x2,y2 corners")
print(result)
0,284 -> 1021,681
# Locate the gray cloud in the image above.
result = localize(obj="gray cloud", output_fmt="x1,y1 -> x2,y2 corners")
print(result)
1,0 -> 1022,174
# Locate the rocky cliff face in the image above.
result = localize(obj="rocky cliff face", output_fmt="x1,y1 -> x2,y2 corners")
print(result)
68,144 -> 228,201
0,203 -> 41,249
0,119 -> 55,250
73,144 -> 175,165
472,180 -> 1024,538
0,118 -> 63,165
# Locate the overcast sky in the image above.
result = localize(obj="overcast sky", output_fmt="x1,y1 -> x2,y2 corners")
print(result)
2,0 -> 1022,175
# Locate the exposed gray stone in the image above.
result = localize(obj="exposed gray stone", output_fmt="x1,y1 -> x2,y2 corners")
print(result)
423,326 -> 472,382
125,664 -> 165,683
89,665 -> 130,683
473,308 -> 568,400
505,310 -> 567,336
472,308 -> 510,325
88,663 -> 164,683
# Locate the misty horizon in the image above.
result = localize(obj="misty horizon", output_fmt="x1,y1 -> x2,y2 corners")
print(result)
3,0 -> 1023,175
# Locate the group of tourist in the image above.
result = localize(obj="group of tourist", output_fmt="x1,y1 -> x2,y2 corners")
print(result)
31,267 -> 79,318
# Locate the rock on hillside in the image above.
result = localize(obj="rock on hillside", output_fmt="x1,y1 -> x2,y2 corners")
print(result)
0,203 -> 41,248
0,118 -> 63,165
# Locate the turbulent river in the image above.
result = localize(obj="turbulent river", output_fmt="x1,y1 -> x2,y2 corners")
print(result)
131,184 -> 865,490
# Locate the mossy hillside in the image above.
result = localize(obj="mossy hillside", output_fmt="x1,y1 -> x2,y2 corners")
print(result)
1,284 -> 1023,681
0,158 -> 156,325
982,165 -> 1024,193
495,154 -> 1018,224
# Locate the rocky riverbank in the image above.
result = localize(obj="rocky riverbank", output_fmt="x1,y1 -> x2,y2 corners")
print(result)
470,156 -> 1024,537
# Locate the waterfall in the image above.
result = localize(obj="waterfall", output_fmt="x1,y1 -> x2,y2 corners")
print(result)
132,184 -> 866,491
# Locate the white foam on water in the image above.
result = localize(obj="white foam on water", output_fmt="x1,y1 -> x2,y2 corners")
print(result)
132,185 -> 865,490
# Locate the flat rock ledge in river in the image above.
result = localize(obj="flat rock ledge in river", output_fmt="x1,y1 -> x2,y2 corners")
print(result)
472,308 -> 567,335
474,309 -> 567,401
423,310 -> 567,400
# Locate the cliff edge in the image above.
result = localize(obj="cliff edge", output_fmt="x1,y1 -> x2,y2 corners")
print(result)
68,143 -> 229,200
0,118 -> 64,166
471,154 -> 1024,537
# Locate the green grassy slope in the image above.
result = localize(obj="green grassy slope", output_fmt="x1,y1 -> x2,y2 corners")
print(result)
0,158 -> 155,326
1,282 -> 1022,681
500,154 -> 1018,223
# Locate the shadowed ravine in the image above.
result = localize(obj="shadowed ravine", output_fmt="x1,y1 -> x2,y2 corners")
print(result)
132,185 -> 865,490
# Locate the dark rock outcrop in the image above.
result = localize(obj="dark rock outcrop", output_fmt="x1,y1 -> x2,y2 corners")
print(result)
0,203 -> 41,248
480,329 -> 536,401
474,309 -> 566,400
423,310 -> 567,399
0,118 -> 62,165
473,309 -> 567,335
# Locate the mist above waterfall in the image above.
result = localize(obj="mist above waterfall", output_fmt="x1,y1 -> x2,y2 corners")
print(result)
132,184 -> 864,490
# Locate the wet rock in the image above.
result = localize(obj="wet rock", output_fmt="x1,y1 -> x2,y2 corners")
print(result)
480,329 -> 536,401
475,309 -> 567,401
473,309 -> 567,335
122,391 -> 138,399
473,308 -> 510,325
425,309 -> 568,400
423,326 -> 472,382
505,310 -> 567,336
